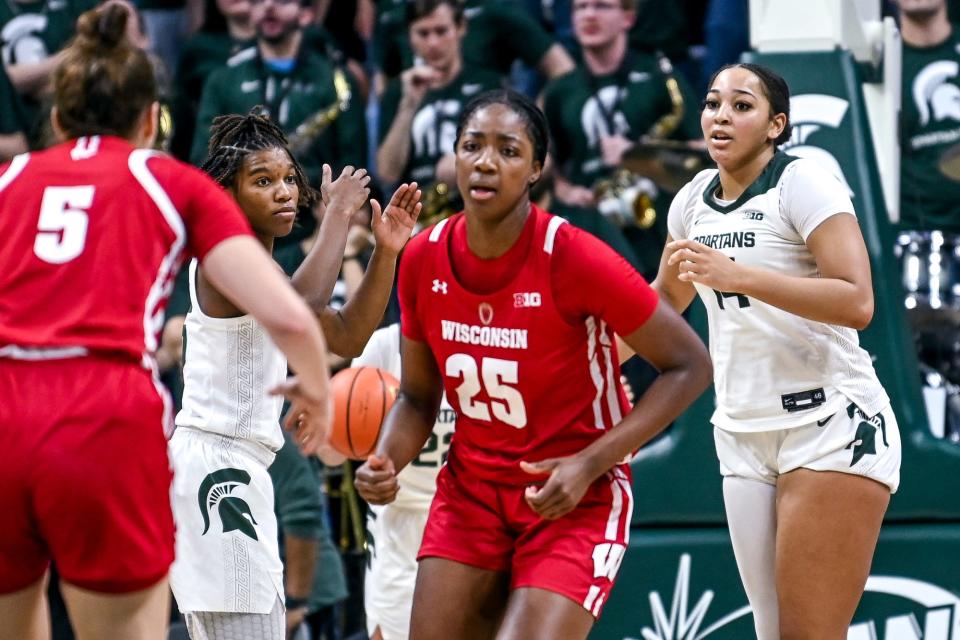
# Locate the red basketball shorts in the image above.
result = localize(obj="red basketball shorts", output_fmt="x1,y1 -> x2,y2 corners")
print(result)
0,356 -> 174,593
418,459 -> 633,618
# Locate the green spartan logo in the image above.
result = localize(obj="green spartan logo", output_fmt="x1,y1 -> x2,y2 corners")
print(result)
198,468 -> 259,541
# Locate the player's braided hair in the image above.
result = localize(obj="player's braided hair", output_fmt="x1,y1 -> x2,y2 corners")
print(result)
200,107 -> 319,208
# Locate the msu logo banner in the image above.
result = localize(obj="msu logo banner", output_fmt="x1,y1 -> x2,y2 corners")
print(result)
198,468 -> 259,541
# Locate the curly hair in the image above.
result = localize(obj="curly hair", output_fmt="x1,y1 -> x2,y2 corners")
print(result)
200,107 -> 319,208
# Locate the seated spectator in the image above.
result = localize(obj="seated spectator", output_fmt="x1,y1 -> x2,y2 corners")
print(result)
542,0 -> 701,277
376,0 -> 502,198
2,0 -> 98,144
170,0 -> 255,160
372,0 -> 573,95
190,0 -> 367,185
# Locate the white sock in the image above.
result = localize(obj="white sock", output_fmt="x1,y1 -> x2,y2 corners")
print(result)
723,476 -> 779,640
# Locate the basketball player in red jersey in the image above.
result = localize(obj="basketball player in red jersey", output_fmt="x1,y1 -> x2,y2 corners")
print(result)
0,5 -> 332,638
355,89 -> 712,640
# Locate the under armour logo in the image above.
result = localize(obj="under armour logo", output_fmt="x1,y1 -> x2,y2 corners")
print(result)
432,279 -> 448,294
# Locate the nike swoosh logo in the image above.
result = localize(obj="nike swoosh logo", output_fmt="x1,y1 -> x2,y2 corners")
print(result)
817,413 -> 836,427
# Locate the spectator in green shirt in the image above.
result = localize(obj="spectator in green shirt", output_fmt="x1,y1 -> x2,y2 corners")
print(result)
897,0 -> 960,233
376,0 -> 503,198
191,0 -> 367,184
542,0 -> 701,276
170,0 -> 255,160
371,0 -> 573,96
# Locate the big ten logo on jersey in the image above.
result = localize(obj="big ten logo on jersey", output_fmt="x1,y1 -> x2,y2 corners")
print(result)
742,209 -> 764,221
411,99 -> 462,158
513,292 -> 541,308
782,94 -> 855,197
412,407 -> 456,468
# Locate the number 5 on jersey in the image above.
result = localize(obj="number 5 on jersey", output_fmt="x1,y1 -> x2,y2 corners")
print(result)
445,354 -> 527,429
34,186 -> 94,264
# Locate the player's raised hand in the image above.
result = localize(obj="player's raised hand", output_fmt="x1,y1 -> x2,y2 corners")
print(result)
371,182 -> 422,257
271,376 -> 332,456
666,238 -> 745,292
520,456 -> 594,520
321,164 -> 372,216
355,454 -> 400,505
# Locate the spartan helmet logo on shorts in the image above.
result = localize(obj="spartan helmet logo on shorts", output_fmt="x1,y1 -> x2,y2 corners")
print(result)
198,468 -> 259,541
844,403 -> 890,467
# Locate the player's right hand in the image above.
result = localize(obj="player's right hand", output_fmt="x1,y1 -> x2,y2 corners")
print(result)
271,376 -> 332,456
355,454 -> 400,504
400,66 -> 439,105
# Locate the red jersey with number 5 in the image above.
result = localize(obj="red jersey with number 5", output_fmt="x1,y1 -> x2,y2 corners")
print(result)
399,205 -> 659,485
0,136 -> 252,362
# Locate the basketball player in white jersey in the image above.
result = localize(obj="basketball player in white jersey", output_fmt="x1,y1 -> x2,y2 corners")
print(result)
651,64 -> 901,639
349,323 -> 456,640
169,111 -> 421,640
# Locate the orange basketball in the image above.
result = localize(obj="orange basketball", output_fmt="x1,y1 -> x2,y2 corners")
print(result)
329,366 -> 399,459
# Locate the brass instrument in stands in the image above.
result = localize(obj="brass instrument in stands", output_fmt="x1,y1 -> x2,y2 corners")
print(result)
594,55 -> 702,228
287,66 -> 352,157
418,181 -> 458,227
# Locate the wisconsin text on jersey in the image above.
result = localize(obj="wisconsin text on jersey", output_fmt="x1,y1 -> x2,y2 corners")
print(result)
693,231 -> 756,249
440,320 -> 529,349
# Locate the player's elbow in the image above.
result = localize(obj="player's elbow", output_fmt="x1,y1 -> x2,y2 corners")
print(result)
848,296 -> 874,331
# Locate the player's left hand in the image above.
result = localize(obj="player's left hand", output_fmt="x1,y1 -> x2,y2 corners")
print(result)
520,456 -> 595,520
371,182 -> 422,258
666,238 -> 745,292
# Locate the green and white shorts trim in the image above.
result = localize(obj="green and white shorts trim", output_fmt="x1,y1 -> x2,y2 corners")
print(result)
714,402 -> 901,493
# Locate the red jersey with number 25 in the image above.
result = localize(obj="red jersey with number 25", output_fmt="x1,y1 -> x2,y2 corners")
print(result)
0,136 -> 252,362
399,205 -> 659,485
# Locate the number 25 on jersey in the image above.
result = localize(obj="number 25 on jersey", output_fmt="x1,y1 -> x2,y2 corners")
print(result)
445,354 -> 527,429
34,186 -> 94,264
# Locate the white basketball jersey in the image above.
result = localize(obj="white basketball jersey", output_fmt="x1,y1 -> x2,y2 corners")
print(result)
668,153 -> 888,431
352,324 -> 456,511
175,260 -> 288,451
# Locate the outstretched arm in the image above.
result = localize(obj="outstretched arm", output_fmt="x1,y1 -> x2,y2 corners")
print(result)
318,182 -> 421,357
